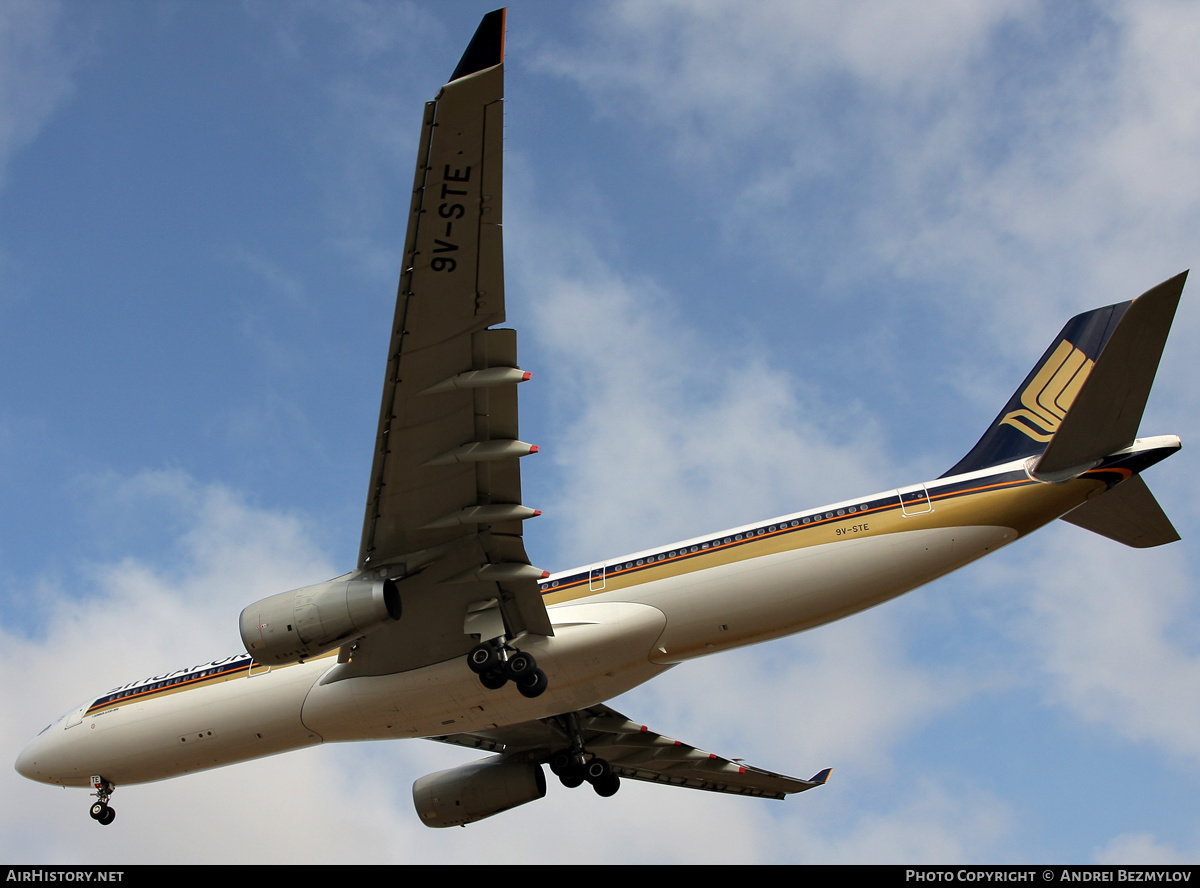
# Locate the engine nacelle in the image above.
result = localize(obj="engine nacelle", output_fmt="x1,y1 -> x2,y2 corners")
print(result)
239,577 -> 401,666
412,758 -> 547,828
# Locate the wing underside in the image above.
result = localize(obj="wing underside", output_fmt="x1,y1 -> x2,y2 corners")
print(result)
342,9 -> 550,679
429,704 -> 831,800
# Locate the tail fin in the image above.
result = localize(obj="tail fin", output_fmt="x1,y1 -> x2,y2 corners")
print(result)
943,271 -> 1186,478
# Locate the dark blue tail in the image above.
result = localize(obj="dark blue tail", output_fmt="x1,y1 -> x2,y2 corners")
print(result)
942,302 -> 1130,477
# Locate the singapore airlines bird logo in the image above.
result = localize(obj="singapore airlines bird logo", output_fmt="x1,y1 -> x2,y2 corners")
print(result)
999,340 -> 1093,442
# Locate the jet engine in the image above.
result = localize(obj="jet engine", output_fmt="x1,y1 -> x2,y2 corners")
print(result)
239,577 -> 401,666
412,758 -> 547,828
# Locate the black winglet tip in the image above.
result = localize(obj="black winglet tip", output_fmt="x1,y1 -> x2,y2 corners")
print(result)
810,767 -> 832,785
449,8 -> 505,82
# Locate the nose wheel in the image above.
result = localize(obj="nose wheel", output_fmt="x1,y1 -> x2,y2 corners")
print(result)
88,776 -> 116,826
465,640 -> 548,698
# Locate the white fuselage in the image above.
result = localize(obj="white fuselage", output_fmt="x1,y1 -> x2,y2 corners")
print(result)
14,455 -> 1110,790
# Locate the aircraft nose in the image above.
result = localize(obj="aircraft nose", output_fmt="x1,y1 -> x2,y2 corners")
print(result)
15,738 -> 42,781
15,728 -> 61,785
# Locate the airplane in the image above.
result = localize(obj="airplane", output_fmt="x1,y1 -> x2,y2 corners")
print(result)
14,8 -> 1185,830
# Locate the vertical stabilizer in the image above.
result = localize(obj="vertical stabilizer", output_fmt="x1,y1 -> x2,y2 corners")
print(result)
944,271 -> 1186,479
941,302 -> 1129,477
1033,272 -> 1185,478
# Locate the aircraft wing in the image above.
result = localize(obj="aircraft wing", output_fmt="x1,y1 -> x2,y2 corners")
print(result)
341,10 -> 551,679
427,704 -> 832,799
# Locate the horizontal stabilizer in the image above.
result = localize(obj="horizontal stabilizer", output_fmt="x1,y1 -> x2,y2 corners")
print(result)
1036,272 -> 1185,478
1061,475 -> 1180,548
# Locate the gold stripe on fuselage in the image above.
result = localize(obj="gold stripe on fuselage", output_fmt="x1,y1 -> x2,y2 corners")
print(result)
85,649 -> 340,715
540,471 -> 1106,607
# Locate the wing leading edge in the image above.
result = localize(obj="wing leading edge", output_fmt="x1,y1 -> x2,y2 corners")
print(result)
345,9 -> 551,679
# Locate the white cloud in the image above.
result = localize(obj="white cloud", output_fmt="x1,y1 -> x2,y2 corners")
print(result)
1094,832 -> 1200,865
1014,526 -> 1200,765
537,0 -> 1033,152
0,0 -> 82,191
510,204 -> 891,566
536,0 -> 1200,367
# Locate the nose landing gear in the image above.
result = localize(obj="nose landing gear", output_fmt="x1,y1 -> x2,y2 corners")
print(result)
88,776 -> 116,826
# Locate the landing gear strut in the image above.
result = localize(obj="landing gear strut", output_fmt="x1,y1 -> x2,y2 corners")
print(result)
465,640 -> 548,698
547,713 -> 621,797
88,776 -> 116,826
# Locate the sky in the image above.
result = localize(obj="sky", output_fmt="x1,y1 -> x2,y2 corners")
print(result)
1,0 -> 1199,865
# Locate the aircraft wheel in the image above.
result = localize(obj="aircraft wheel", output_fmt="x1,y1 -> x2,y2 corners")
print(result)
585,758 -> 611,784
517,668 -> 548,698
549,751 -> 574,776
593,773 -> 620,798
559,772 -> 584,789
504,651 -> 536,680
467,644 -> 498,675
89,802 -> 107,821
479,668 -> 507,690
98,807 -> 116,826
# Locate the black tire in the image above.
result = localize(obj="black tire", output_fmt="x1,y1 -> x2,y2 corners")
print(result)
504,651 -> 536,680
479,668 -> 507,690
467,644 -> 498,675
593,773 -> 621,798
585,758 -> 611,783
517,668 -> 548,698
549,751 -> 574,776
559,772 -> 585,789
98,807 -> 116,826
89,802 -> 106,821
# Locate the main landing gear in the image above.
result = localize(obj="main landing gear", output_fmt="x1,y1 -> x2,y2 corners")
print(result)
88,776 -> 116,826
465,640 -> 548,698
549,751 -> 620,797
547,712 -> 620,798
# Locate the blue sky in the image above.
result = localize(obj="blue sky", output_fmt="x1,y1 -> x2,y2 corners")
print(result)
2,0 -> 1199,864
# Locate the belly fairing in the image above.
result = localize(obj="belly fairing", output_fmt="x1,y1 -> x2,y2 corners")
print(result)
302,601 -> 670,741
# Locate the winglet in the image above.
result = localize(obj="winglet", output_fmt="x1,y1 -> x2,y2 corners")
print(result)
808,768 -> 832,786
450,8 -> 506,82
